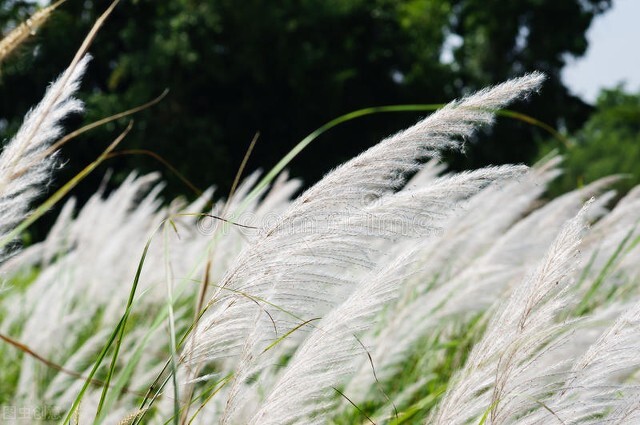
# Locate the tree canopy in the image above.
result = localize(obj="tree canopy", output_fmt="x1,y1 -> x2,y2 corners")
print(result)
0,0 -> 612,209
543,87 -> 640,196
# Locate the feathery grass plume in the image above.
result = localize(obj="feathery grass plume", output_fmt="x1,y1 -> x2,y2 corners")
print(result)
338,163 -> 568,408
236,170 -> 523,425
575,185 -> 640,299
219,165 -> 527,423
185,73 -> 546,372
431,202 -> 592,425
0,54 -> 90,260
0,0 -> 67,64
380,156 -> 564,305
187,75 -> 543,423
247,254 -> 417,425
284,72 -> 544,219
518,301 -> 640,424
8,66 -> 640,424
0,170 -> 298,419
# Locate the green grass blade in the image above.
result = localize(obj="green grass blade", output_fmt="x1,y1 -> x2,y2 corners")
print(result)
93,226 -> 155,420
575,224 -> 637,316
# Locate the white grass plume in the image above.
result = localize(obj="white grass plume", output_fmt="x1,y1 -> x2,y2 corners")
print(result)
341,160 -> 568,402
518,301 -> 640,424
0,54 -> 90,259
431,202 -> 592,425
284,72 -> 544,219
220,165 -> 527,423
247,256 -> 413,425
186,73 -> 545,370
11,70 -> 640,425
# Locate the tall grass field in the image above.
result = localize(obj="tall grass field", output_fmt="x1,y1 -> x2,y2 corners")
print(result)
1,4 -> 640,425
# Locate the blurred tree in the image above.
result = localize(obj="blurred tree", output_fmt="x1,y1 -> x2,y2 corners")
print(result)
443,0 -> 611,169
0,0 -> 612,217
542,87 -> 640,196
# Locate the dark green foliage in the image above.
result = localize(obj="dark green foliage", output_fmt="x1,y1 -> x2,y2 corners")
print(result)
544,87 -> 640,196
0,0 -> 610,221
444,0 -> 610,170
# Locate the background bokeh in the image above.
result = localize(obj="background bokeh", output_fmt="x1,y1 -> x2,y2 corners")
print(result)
1,0 -> 638,239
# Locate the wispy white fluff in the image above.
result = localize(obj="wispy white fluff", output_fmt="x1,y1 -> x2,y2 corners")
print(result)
431,202 -> 591,425
247,256 -> 413,425
7,69 -> 640,425
0,55 -> 90,259
185,73 -> 546,373
519,301 -> 640,424
288,72 -> 544,218
221,165 -> 527,423
341,159 -> 568,403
